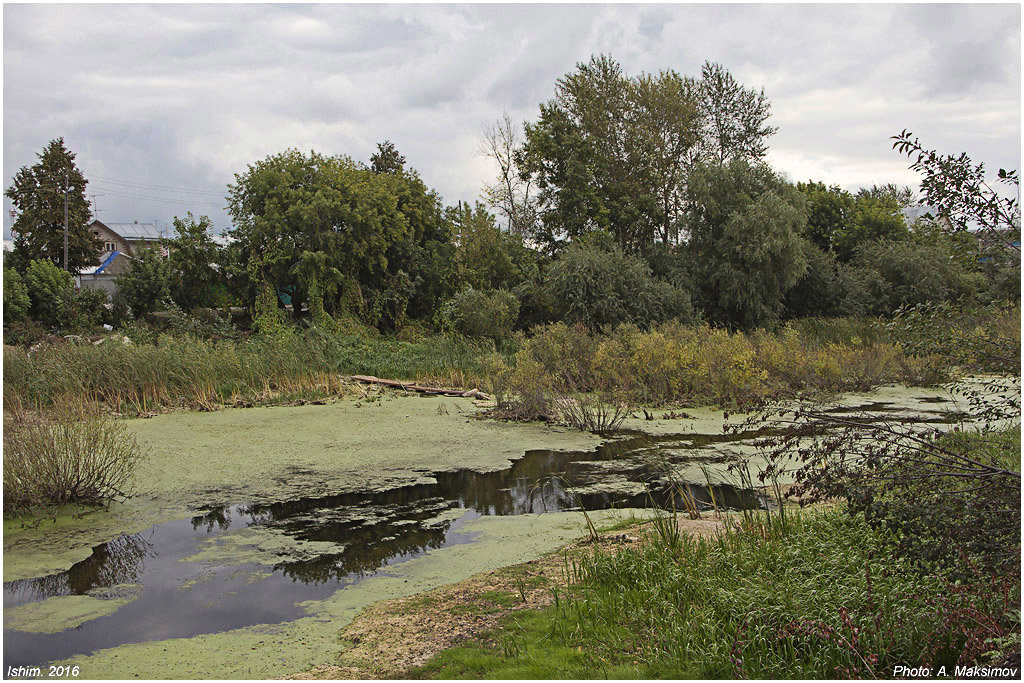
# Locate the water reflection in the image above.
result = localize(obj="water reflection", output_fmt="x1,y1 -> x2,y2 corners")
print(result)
5,534 -> 155,608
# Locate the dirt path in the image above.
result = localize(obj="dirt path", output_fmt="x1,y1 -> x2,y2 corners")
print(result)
283,516 -> 726,680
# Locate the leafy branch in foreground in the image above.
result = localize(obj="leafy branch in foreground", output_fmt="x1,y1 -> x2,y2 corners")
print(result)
892,130 -> 1020,264
750,402 -> 1020,578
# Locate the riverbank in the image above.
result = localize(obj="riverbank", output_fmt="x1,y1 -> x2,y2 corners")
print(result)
284,515 -> 727,679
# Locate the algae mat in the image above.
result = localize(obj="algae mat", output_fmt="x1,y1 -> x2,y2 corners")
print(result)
4,397 -> 600,582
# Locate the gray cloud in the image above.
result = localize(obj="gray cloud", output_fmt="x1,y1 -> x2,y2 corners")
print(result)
4,3 -> 1019,237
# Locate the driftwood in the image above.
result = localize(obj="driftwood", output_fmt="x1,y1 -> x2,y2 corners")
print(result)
350,375 -> 492,401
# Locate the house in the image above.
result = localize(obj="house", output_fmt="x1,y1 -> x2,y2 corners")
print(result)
88,220 -> 165,275
76,220 -> 167,293
900,205 -> 951,230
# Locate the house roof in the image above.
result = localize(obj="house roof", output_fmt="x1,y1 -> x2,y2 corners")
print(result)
901,205 -> 940,224
80,251 -> 120,275
104,222 -> 162,240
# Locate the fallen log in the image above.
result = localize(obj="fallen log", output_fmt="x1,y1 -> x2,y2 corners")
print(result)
349,375 -> 492,401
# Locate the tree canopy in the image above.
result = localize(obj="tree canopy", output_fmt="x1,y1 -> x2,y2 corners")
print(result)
685,159 -> 808,329
226,146 -> 455,330
518,55 -> 777,254
5,138 -> 99,274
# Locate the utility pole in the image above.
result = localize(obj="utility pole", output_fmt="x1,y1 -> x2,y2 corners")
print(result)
63,170 -> 69,272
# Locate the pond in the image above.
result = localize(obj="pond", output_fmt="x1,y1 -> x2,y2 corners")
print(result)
2,385 -> 965,678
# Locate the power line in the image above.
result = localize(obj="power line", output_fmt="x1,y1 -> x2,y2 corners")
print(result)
90,175 -> 224,196
89,187 -> 225,208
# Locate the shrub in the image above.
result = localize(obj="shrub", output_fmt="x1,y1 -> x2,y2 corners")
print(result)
3,266 -> 30,324
443,287 -> 520,345
59,286 -> 111,333
23,259 -> 73,327
3,402 -> 145,514
545,243 -> 693,330
757,371 -> 1020,580
114,248 -> 173,318
846,239 -> 971,315
148,301 -> 240,341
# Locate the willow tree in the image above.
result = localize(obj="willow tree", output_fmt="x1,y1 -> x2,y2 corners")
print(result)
226,147 -> 455,330
685,159 -> 808,330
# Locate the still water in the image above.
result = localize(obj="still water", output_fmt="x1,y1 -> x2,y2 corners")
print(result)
3,397 -> 958,670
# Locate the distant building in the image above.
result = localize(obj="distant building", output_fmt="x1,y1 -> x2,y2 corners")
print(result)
88,220 -> 165,275
900,205 -> 951,230
77,220 -> 167,293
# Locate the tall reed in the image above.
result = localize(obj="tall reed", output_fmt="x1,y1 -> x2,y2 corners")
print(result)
3,331 -> 496,413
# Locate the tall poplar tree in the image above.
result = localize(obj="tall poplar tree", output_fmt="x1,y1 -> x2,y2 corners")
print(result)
5,138 -> 98,274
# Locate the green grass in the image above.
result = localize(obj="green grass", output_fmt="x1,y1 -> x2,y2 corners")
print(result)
414,507 -> 1020,679
412,609 -> 641,679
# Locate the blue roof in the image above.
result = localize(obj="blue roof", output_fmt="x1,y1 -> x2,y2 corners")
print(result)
95,251 -> 119,273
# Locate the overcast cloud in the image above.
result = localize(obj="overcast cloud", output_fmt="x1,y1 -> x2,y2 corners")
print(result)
3,3 -> 1020,238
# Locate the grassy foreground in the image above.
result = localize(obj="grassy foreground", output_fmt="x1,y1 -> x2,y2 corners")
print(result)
412,506 -> 1020,679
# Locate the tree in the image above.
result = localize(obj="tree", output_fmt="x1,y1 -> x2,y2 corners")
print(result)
519,55 -> 651,252
289,249 -> 343,327
632,70 -> 702,243
685,160 -> 808,330
227,147 -> 456,330
442,287 -> 520,344
796,181 -> 910,262
165,212 -> 224,311
115,248 -> 173,318
5,138 -> 99,274
517,55 -> 777,253
227,149 -> 407,322
893,130 -> 1020,266
857,183 -> 916,208
480,112 -> 538,236
3,266 -> 31,324
783,242 -> 845,319
844,239 -> 972,315
544,242 -> 693,330
371,164 -> 457,328
449,201 -> 537,292
370,140 -> 406,175
832,193 -> 908,262
796,181 -> 855,253
697,61 -> 777,163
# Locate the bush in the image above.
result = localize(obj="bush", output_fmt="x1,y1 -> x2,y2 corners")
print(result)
3,266 -> 31,324
442,288 -> 520,345
489,318 -> 953,414
148,301 -> 240,341
783,243 -> 845,319
545,243 -> 693,330
845,239 -> 972,315
60,286 -> 111,333
23,259 -> 74,327
115,248 -> 173,318
3,402 -> 145,514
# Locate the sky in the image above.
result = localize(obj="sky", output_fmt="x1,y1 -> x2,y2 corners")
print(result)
3,3 -> 1021,239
